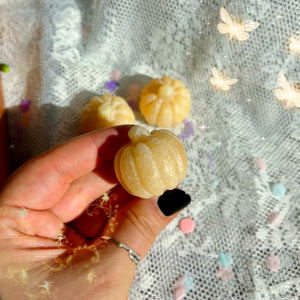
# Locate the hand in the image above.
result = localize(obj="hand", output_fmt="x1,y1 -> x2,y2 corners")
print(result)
0,125 -> 191,300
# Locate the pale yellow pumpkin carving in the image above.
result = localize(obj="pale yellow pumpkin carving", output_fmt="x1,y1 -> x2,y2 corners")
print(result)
114,125 -> 188,198
139,76 -> 191,128
81,94 -> 135,133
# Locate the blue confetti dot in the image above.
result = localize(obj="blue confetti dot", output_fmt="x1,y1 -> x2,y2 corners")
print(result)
212,178 -> 221,189
217,252 -> 233,269
184,274 -> 195,292
271,183 -> 286,198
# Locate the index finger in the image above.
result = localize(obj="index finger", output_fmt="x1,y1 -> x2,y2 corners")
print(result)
0,125 -> 133,210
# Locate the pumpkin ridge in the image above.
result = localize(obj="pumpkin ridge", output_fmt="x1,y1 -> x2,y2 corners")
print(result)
155,138 -> 180,183
134,143 -> 165,195
157,101 -> 172,128
149,136 -> 178,188
174,88 -> 189,97
144,98 -> 163,125
170,99 -> 186,126
170,99 -> 174,127
132,144 -> 150,194
148,137 -> 168,187
118,147 -> 136,195
121,146 -> 151,197
115,147 -> 132,194
152,131 -> 186,177
141,93 -> 157,105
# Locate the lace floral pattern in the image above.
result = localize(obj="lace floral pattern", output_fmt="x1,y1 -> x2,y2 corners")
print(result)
1,0 -> 299,299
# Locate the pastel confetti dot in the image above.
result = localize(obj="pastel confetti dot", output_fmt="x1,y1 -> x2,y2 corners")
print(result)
19,99 -> 31,113
174,277 -> 186,300
216,265 -> 234,283
212,178 -> 221,189
267,212 -> 283,227
0,63 -> 9,73
179,218 -> 195,234
126,84 -> 140,101
179,120 -> 194,140
111,70 -> 120,81
271,183 -> 286,198
265,255 -> 280,272
206,151 -> 215,171
217,252 -> 233,269
105,80 -> 119,91
82,25 -> 91,36
183,274 -> 195,292
255,158 -> 267,171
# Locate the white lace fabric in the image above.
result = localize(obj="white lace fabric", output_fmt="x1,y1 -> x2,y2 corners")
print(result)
0,0 -> 299,299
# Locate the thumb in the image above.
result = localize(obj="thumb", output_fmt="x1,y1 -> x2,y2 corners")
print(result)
95,189 -> 191,298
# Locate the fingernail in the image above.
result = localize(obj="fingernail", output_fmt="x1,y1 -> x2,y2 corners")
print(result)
157,189 -> 191,216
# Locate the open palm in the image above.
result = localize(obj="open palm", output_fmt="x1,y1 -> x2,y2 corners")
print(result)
0,125 -> 134,299
0,125 -> 188,300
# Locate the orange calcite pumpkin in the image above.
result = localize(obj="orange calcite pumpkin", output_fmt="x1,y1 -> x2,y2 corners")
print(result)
81,94 -> 135,132
139,76 -> 191,128
114,126 -> 188,198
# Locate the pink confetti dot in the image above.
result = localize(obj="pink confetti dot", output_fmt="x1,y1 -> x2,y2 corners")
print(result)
19,99 -> 31,113
174,277 -> 186,300
126,84 -> 140,101
265,255 -> 280,272
267,212 -> 283,227
179,218 -> 195,234
216,265 -> 234,283
82,25 -> 91,36
255,158 -> 267,171
111,70 -> 120,81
